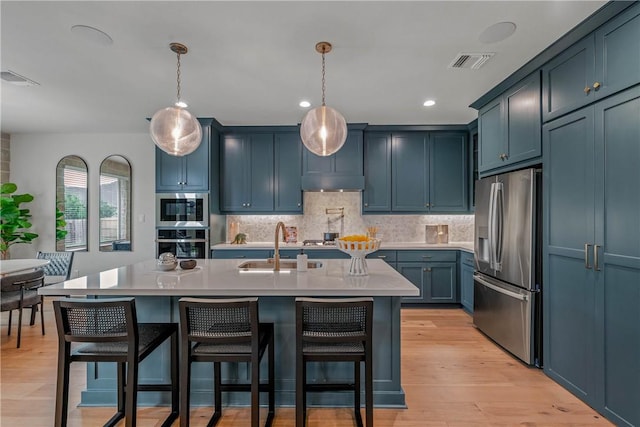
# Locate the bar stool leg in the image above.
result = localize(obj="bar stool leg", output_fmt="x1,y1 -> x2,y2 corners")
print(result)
213,361 -> 222,424
54,343 -> 71,427
354,361 -> 362,426
268,328 -> 275,419
251,355 -> 260,427
296,354 -> 304,427
366,347 -> 373,427
40,301 -> 45,335
170,331 -> 179,420
117,362 -> 126,416
125,356 -> 139,427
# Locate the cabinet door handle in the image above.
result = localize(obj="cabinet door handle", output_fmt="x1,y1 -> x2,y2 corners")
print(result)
297,203 -> 301,207
594,245 -> 601,271
593,82 -> 601,90
425,203 -> 430,208
423,268 -> 432,272
242,203 -> 246,207
364,203 -> 369,207
584,243 -> 592,269
247,203 -> 251,207
584,86 -> 591,94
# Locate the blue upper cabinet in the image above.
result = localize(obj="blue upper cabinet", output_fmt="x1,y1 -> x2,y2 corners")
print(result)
301,125 -> 365,191
392,133 -> 428,212
389,131 -> 468,213
220,128 -> 302,214
274,132 -> 303,213
429,132 -> 468,212
221,132 -> 274,213
542,2 -> 640,122
155,121 -> 211,191
478,72 -> 542,177
362,132 -> 392,212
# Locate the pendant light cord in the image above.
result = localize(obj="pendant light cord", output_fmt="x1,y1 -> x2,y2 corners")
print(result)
321,50 -> 326,107
176,51 -> 182,103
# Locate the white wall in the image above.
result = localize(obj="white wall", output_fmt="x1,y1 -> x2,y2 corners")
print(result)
9,132 -> 156,276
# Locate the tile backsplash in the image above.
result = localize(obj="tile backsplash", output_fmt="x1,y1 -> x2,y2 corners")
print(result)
226,192 -> 474,243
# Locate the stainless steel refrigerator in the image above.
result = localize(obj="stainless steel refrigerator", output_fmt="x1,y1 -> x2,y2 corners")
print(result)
473,167 -> 542,366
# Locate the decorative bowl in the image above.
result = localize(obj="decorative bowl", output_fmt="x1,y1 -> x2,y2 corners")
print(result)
335,238 -> 382,276
179,259 -> 197,270
156,261 -> 178,271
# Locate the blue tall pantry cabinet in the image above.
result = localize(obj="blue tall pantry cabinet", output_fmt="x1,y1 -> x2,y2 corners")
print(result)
543,86 -> 640,427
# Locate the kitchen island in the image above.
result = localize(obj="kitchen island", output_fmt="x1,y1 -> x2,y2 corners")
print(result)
40,258 -> 418,408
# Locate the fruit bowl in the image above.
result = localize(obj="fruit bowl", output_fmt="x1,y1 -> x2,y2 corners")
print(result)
336,237 -> 382,276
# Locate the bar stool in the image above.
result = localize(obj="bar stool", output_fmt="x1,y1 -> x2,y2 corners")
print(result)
179,297 -> 275,427
295,297 -> 374,427
52,297 -> 179,427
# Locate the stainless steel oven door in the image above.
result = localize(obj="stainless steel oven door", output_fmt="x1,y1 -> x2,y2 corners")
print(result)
156,239 -> 209,259
156,193 -> 209,227
473,273 -> 536,365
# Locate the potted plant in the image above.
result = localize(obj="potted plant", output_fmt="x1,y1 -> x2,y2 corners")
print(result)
0,182 -> 39,259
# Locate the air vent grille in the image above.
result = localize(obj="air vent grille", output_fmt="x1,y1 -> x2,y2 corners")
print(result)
448,53 -> 495,70
1,70 -> 40,86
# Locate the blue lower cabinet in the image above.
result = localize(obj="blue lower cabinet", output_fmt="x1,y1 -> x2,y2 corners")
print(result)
460,252 -> 475,313
305,249 -> 349,259
396,250 -> 458,304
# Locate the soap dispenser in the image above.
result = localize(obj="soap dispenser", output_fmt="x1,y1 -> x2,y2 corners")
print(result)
297,250 -> 308,272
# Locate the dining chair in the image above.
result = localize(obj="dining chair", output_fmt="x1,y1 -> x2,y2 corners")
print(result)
36,251 -> 74,285
295,297 -> 374,427
52,297 -> 179,427
179,297 -> 275,427
0,269 -> 45,348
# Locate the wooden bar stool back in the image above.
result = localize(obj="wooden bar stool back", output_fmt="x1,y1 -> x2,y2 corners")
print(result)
179,297 -> 275,427
52,297 -> 179,427
295,297 -> 374,427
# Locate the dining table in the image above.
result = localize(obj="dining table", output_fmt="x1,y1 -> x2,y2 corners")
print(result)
0,259 -> 50,275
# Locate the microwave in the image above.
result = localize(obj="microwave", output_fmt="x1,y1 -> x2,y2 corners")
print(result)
156,193 -> 209,227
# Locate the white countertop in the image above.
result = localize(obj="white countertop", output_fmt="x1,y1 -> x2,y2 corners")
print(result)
0,259 -> 49,275
38,258 -> 420,297
213,241 -> 474,252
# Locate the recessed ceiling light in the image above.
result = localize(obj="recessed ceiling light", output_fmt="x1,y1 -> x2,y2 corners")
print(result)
299,100 -> 311,108
479,22 -> 517,44
70,24 -> 113,46
423,100 -> 436,107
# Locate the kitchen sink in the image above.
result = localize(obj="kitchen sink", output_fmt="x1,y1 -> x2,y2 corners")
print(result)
237,260 -> 323,272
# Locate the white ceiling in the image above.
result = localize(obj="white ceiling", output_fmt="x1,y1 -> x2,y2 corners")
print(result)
1,1 -> 607,135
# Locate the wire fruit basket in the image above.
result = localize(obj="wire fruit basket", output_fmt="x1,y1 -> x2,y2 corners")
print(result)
336,238 -> 382,276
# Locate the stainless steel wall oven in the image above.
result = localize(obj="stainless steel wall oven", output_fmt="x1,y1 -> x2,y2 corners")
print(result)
156,228 -> 209,259
156,193 -> 209,228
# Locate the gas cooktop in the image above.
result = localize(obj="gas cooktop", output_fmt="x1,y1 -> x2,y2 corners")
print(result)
302,239 -> 336,246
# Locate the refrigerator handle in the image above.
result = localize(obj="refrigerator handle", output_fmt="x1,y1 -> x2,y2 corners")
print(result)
494,182 -> 504,271
488,182 -> 496,269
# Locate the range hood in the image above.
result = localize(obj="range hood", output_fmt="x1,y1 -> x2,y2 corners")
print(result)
301,174 -> 364,192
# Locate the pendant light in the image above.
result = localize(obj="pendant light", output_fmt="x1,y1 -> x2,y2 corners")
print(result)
150,42 -> 202,157
300,42 -> 347,157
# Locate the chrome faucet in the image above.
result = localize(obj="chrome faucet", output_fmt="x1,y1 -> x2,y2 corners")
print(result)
274,221 -> 287,271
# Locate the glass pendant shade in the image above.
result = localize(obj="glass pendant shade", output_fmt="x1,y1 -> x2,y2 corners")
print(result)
300,105 -> 347,157
150,106 -> 202,157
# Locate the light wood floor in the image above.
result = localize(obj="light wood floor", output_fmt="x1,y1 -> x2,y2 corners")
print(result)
1,300 -> 612,426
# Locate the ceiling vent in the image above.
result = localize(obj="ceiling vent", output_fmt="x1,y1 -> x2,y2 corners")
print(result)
448,53 -> 495,70
1,70 -> 40,86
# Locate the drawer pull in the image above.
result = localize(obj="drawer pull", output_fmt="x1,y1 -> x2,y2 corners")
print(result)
422,255 -> 432,259
423,268 -> 432,272
377,255 -> 387,259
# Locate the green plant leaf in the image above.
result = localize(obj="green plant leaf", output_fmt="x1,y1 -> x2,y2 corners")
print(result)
0,183 -> 17,194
